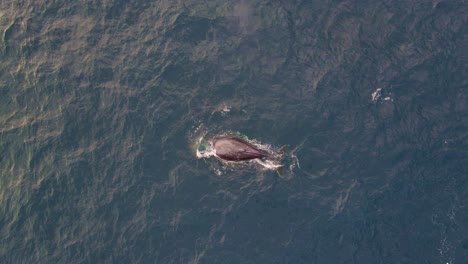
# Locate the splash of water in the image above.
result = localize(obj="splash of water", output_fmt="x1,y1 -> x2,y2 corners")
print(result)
195,136 -> 217,159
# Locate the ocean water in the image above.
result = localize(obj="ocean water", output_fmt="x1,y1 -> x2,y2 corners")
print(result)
0,0 -> 466,263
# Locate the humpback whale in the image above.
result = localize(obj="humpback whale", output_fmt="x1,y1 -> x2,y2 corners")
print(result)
212,136 -> 271,161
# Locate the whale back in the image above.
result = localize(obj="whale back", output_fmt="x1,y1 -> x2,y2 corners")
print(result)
213,137 -> 269,161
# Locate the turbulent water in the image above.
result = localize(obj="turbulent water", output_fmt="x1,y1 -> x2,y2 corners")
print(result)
0,0 -> 466,263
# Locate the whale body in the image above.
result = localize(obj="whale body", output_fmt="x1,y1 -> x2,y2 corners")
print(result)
212,136 -> 270,161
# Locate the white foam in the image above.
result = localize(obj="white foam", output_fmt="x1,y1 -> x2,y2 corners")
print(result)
195,135 -> 217,158
196,146 -> 217,159
290,153 -> 300,171
252,159 -> 283,170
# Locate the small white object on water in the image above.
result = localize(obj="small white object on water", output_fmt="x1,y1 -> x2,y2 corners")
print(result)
222,105 -> 231,113
372,88 -> 393,102
371,88 -> 382,102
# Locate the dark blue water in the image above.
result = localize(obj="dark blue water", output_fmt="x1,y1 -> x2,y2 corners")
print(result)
0,0 -> 466,263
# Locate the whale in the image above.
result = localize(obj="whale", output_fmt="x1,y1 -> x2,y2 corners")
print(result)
212,136 -> 271,161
